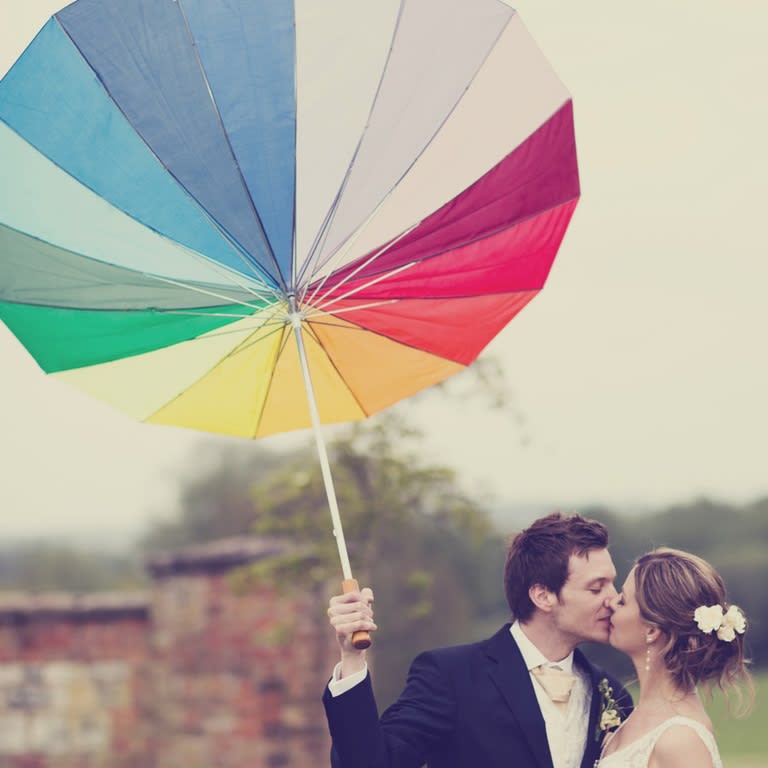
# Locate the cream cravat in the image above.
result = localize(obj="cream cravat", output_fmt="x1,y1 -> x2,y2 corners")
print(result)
531,664 -> 576,716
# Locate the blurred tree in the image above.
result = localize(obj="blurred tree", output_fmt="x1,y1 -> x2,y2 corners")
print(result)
132,358 -> 767,689
581,499 -> 768,677
236,409 -> 508,708
139,441 -> 287,552
0,543 -> 144,591
138,359 -> 513,706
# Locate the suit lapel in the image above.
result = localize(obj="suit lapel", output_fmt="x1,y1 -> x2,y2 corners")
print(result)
575,649 -> 603,768
485,626 -> 553,768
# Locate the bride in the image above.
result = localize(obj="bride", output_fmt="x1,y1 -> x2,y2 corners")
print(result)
597,547 -> 752,768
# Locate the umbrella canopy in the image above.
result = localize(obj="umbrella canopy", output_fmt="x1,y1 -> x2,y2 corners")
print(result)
0,0 -> 579,608
0,0 -> 578,438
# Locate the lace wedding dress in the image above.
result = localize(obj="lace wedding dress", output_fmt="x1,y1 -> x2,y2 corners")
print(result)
596,716 -> 722,768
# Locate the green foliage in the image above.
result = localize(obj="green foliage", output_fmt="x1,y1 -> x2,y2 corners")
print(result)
139,441 -> 287,552
239,412 -> 506,707
0,542 -> 145,592
580,499 -> 768,677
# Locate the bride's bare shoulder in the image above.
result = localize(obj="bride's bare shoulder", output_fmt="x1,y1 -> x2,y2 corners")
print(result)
648,722 -> 716,768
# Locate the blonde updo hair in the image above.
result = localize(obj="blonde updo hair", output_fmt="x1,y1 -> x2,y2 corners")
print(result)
634,547 -> 753,711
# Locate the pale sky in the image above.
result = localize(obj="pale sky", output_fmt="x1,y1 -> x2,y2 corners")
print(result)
1,1 -> 767,543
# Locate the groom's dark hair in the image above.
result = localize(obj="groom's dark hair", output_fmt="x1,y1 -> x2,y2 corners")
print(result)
504,512 -> 608,621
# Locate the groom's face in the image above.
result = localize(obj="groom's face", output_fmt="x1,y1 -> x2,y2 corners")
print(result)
552,548 -> 618,645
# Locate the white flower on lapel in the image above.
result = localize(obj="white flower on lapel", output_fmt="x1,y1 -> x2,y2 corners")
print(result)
595,678 -> 622,740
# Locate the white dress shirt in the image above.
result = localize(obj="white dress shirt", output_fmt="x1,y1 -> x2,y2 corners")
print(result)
511,621 -> 592,768
328,659 -> 368,697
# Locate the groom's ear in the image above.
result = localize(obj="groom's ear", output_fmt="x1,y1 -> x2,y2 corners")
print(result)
529,583 -> 557,613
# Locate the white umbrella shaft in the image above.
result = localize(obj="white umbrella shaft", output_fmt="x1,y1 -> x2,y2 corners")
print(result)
289,313 -> 353,580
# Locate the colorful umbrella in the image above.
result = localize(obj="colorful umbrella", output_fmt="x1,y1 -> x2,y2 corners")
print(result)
0,0 -> 579,642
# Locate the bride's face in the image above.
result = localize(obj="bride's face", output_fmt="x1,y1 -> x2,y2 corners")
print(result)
608,567 -> 647,655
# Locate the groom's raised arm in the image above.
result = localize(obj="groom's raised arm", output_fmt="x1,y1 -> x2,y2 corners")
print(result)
324,648 -> 456,768
323,586 -> 456,768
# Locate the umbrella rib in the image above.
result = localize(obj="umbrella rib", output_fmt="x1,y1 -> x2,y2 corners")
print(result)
304,291 -> 533,363
221,318 -> 288,359
163,303 -> 287,349
3,114 -> 278,297
301,220 -> 419,307
51,23 -> 281,290
143,272 -> 280,311
290,8 -> 299,293
297,12 -> 514,291
306,315 -> 462,367
347,160 -> 578,284
173,0 -> 288,291
295,2 -> 407,289
303,160 -> 576,311
142,245 -> 286,304
311,261 -> 418,313
248,323 -> 291,439
141,304 -> 288,423
150,316 -> 288,344
301,321 -> 371,419
0,220 -> 272,309
302,299 -> 398,321
156,310 -> 268,320
307,194 -> 579,311
297,192 -> 408,299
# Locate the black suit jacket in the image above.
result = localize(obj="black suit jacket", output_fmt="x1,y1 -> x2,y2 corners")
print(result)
323,624 -> 632,768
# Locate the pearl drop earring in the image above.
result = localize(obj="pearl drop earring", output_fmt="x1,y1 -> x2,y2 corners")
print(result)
645,646 -> 652,672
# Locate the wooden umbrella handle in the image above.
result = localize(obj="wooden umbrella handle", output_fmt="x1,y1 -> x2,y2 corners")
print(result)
342,578 -> 372,650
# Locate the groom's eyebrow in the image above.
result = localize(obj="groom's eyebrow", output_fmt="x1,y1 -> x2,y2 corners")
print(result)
588,567 -> 617,586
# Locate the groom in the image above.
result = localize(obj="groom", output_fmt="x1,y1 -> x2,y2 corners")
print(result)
323,512 -> 633,768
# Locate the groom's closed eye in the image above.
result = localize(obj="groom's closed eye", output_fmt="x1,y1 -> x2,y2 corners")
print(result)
587,578 -> 611,594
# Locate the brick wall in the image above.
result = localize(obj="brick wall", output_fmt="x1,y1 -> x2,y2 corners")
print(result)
0,539 -> 337,768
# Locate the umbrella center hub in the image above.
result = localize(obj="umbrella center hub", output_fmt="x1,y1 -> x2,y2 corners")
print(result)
285,310 -> 305,329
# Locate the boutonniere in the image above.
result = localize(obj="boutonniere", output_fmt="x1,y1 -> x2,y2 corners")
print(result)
594,678 -> 622,740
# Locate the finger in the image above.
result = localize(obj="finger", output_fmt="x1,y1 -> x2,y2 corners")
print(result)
329,591 -> 365,608
331,616 -> 378,635
329,594 -> 374,613
328,601 -> 374,619
329,588 -> 374,608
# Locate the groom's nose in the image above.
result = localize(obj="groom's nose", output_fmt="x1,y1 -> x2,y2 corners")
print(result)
604,584 -> 618,606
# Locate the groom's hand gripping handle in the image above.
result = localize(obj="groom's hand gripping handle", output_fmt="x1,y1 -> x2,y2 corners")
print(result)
328,582 -> 376,677
343,578 -> 372,649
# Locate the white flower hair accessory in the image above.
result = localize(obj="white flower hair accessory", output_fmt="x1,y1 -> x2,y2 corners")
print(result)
693,604 -> 746,642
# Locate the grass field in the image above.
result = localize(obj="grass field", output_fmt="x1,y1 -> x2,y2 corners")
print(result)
709,669 -> 766,767
626,670 -> 766,767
